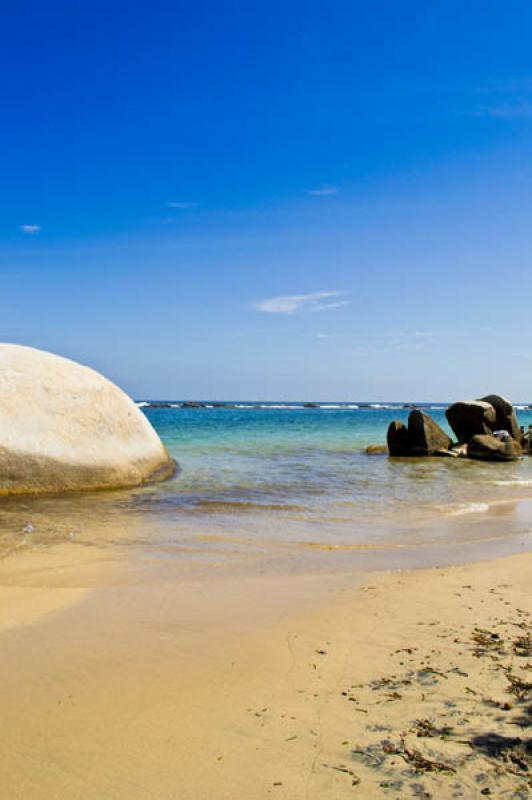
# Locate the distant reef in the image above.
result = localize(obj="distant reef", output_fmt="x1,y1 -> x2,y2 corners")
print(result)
138,400 -> 532,411
0,344 -> 175,496
384,394 -> 525,462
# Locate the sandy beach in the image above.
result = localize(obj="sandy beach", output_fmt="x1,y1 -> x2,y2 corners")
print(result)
0,544 -> 530,799
5,1 -> 532,797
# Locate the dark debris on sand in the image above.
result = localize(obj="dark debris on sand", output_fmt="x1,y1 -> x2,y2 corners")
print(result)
334,610 -> 532,796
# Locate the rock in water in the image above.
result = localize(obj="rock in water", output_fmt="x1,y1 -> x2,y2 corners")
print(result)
0,344 -> 175,495
477,394 -> 520,441
433,448 -> 459,458
451,443 -> 469,458
407,410 -> 452,455
468,434 -> 522,462
386,420 -> 411,455
445,400 -> 497,443
365,443 -> 388,455
387,411 -> 451,456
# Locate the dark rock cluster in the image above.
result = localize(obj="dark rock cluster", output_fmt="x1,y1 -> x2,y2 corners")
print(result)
386,394 -> 523,462
386,411 -> 452,457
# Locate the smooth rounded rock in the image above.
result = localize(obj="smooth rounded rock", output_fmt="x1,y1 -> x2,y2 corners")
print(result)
477,394 -> 521,441
445,400 -> 497,443
468,433 -> 522,462
0,344 -> 175,495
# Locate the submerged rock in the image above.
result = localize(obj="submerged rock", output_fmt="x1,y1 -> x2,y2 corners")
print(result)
387,410 -> 452,456
468,434 -> 522,462
366,443 -> 388,455
451,443 -> 469,458
445,400 -> 497,443
0,344 -> 175,496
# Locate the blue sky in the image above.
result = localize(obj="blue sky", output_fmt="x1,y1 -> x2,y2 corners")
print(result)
2,1 -> 532,400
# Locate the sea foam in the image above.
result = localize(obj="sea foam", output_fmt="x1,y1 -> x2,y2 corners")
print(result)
446,502 -> 490,516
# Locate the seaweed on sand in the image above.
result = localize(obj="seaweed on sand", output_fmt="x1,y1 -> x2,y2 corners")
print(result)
321,763 -> 361,785
471,628 -> 505,656
370,675 -> 412,691
411,719 -> 453,739
469,733 -> 532,779
505,673 -> 532,701
351,740 -> 456,775
381,740 -> 456,774
513,633 -> 532,658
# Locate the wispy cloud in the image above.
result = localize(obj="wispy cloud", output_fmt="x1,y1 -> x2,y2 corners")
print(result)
20,224 -> 41,234
316,332 -> 337,339
166,201 -> 198,210
307,186 -> 337,196
253,291 -> 351,314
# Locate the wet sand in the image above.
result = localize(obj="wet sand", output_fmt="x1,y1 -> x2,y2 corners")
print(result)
0,545 -> 530,799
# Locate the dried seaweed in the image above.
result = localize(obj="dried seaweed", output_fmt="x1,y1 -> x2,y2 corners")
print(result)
321,763 -> 361,785
381,740 -> 456,774
411,719 -> 453,739
469,733 -> 532,778
513,633 -> 532,658
399,747 -> 456,774
472,628 -> 506,656
506,673 -> 532,701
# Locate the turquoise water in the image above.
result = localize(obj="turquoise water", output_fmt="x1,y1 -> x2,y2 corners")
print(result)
148,403 -> 532,513
2,403 -> 532,573
136,403 -> 532,562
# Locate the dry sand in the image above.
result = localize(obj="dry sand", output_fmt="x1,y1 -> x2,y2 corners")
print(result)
0,546 -> 530,799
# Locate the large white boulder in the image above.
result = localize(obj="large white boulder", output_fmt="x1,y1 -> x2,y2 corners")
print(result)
0,344 -> 175,495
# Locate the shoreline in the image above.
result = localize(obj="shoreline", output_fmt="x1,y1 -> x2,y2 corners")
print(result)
0,543 -> 530,798
1,497 -> 530,634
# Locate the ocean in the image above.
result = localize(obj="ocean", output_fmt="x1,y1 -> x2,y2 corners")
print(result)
2,402 -> 532,574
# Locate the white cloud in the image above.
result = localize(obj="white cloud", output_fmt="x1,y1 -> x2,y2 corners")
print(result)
166,201 -> 198,209
253,291 -> 351,314
20,224 -> 41,234
314,300 -> 351,311
308,186 -> 337,196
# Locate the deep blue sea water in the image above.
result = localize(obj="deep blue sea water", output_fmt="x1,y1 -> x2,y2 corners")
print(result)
2,402 -> 532,574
